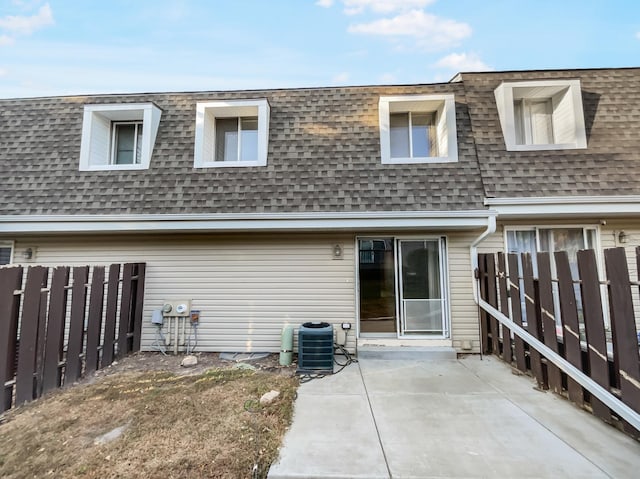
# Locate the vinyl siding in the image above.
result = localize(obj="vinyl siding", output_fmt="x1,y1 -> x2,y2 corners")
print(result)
11,233 -> 357,353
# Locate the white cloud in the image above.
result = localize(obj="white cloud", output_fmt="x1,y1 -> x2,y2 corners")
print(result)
0,34 -> 16,46
342,0 -> 434,15
378,72 -> 397,83
636,31 -> 640,40
434,52 -> 491,72
348,10 -> 471,50
316,0 -> 334,7
0,67 -> 7,77
0,3 -> 53,35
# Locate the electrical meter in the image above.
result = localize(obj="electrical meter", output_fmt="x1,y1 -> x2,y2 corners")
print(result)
161,300 -> 192,317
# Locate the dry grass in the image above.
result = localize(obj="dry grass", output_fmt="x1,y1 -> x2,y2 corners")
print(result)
0,367 -> 298,479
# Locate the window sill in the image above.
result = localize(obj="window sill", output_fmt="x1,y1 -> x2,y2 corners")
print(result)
194,161 -> 267,169
382,156 -> 458,165
507,142 -> 587,152
80,164 -> 149,172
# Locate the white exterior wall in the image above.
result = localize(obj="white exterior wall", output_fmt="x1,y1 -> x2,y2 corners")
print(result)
11,233 -> 357,353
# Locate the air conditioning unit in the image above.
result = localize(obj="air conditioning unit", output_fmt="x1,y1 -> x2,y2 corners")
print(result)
297,322 -> 334,374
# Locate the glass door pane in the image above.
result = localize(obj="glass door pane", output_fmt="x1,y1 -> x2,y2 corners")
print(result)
398,239 -> 445,335
358,238 -> 396,334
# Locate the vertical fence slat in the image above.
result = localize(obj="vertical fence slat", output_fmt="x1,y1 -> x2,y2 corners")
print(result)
555,251 -> 584,407
85,266 -> 105,375
577,249 -> 611,422
478,254 -> 490,353
42,267 -> 70,395
117,263 -> 134,358
34,287 -> 49,398
497,253 -> 512,364
522,253 -> 545,388
131,263 -> 146,352
64,266 -> 89,385
537,253 -> 562,394
507,253 -> 527,372
606,248 -> 640,423
486,254 -> 500,354
0,267 -> 23,412
15,266 -> 48,406
102,264 -> 120,367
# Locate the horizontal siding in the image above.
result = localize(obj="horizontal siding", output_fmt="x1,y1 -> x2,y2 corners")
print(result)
12,233 -> 357,353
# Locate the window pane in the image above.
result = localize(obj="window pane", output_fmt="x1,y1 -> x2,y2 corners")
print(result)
240,117 -> 258,162
114,124 -> 136,165
514,100 -> 525,145
411,113 -> 436,157
390,113 -> 410,158
215,118 -> 238,162
0,247 -> 11,265
529,99 -> 553,144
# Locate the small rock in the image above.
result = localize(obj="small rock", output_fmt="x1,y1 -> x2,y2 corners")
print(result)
234,362 -> 255,371
260,390 -> 280,405
94,424 -> 128,445
181,355 -> 198,367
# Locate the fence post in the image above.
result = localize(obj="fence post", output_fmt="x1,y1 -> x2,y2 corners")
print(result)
522,253 -> 545,389
555,251 -> 584,407
85,266 -> 105,375
537,252 -> 562,394
64,266 -> 89,385
486,254 -> 500,355
577,249 -> 611,422
0,267 -> 23,412
606,247 -> 640,432
507,254 -> 527,372
477,254 -> 490,353
42,267 -> 70,395
131,263 -> 147,352
117,263 -> 135,358
102,264 -> 121,367
497,253 -> 512,364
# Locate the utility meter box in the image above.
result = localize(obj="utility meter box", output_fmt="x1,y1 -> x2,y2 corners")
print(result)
162,300 -> 192,317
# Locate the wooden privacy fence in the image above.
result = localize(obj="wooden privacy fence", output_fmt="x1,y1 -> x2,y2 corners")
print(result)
477,248 -> 640,437
0,263 -> 146,412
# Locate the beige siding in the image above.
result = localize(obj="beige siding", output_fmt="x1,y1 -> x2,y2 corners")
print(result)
12,233 -> 357,353
447,231 -> 485,352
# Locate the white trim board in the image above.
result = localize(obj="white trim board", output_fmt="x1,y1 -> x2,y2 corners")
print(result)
0,211 -> 496,234
485,196 -> 640,218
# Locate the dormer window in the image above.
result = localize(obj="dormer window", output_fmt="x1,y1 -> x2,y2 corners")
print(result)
379,94 -> 458,164
495,80 -> 587,151
79,103 -> 162,171
194,99 -> 270,168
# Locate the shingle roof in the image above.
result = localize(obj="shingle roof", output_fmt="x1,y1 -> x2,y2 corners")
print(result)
459,68 -> 640,199
0,83 -> 486,216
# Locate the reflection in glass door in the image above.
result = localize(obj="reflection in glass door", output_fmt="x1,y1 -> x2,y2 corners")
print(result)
358,238 -> 397,334
398,239 -> 447,335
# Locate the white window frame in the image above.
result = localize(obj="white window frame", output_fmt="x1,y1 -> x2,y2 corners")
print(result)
0,240 -> 14,265
110,121 -> 143,166
379,94 -> 458,165
194,99 -> 270,168
494,79 -> 587,151
79,103 -> 162,171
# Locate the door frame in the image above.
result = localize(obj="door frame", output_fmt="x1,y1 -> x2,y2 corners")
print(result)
355,234 -> 451,339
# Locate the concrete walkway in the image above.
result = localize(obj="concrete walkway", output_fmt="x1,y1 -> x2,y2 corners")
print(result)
268,355 -> 640,479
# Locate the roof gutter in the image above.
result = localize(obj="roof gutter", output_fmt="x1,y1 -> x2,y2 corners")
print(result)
0,210 -> 497,234
485,196 -> 640,218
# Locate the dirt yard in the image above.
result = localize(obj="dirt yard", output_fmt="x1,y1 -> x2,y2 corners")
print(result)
0,352 -> 299,479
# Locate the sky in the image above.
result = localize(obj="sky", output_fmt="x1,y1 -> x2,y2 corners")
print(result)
0,0 -> 639,98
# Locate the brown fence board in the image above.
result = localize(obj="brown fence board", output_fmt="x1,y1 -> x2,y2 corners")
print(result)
577,249 -> 611,422
0,267 -> 23,412
102,264 -> 120,367
64,267 -> 89,385
85,266 -> 105,375
117,263 -> 134,357
537,253 -> 562,394
507,253 -> 527,372
522,253 -> 545,388
478,254 -> 490,354
555,251 -> 584,407
606,248 -> 640,421
15,266 -> 48,406
131,263 -> 146,352
497,253 -> 512,364
42,267 -> 70,394
486,254 -> 500,354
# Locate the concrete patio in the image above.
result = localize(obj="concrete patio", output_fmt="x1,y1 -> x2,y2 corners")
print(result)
268,355 -> 640,479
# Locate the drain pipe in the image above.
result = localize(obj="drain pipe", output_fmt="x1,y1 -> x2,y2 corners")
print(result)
470,214 -> 497,356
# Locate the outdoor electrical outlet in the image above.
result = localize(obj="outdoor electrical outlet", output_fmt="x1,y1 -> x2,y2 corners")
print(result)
341,323 -> 351,330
